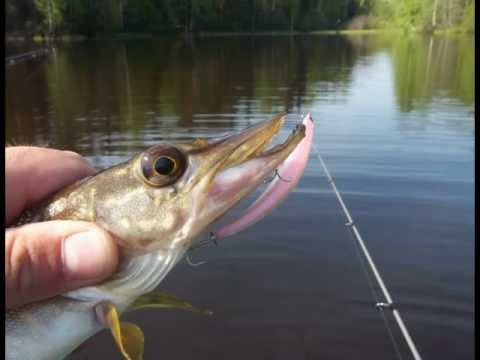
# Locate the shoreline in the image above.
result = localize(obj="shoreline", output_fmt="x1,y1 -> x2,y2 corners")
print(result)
5,27 -> 474,43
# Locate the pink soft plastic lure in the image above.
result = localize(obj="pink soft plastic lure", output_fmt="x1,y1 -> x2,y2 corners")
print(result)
211,113 -> 314,240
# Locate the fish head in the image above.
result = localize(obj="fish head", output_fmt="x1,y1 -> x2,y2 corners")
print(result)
67,114 -> 305,255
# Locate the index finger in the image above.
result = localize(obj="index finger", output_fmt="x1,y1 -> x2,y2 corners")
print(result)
6,146 -> 97,225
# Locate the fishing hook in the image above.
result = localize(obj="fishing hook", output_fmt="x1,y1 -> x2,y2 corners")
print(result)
263,168 -> 291,184
185,232 -> 219,267
276,168 -> 292,183
186,254 -> 207,267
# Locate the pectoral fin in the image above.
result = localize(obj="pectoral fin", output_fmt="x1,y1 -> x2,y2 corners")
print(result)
95,302 -> 145,360
94,293 -> 211,360
127,290 -> 213,316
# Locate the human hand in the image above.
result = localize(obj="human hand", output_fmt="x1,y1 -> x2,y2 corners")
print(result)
5,146 -> 119,309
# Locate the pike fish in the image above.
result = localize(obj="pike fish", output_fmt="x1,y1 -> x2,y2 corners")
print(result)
6,113 -> 314,360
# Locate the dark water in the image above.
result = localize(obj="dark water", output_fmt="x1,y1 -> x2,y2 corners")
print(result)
6,34 -> 474,359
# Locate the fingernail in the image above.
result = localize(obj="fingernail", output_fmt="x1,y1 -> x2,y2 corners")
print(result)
63,230 -> 112,281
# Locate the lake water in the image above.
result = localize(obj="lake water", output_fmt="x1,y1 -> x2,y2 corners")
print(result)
6,34 -> 474,359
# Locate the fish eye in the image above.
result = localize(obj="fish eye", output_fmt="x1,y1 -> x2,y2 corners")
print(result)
154,156 -> 176,176
140,146 -> 186,187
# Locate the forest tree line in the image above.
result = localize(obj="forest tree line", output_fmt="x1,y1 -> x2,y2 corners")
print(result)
6,0 -> 475,37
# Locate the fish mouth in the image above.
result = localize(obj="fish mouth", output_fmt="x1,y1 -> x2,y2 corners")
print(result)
206,113 -> 305,178
200,113 -> 307,232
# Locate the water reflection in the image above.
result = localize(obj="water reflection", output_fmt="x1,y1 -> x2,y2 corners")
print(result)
6,35 -> 474,154
390,35 -> 474,111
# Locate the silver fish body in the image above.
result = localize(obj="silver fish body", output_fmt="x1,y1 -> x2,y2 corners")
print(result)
6,247 -> 186,360
6,297 -> 101,360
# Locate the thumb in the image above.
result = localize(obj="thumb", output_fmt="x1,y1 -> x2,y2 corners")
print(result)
5,220 -> 119,309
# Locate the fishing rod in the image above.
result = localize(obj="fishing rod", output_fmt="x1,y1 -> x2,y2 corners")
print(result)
311,140 -> 422,360
5,47 -> 52,67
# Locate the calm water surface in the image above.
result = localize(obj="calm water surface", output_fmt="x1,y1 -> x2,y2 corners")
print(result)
6,34 -> 474,359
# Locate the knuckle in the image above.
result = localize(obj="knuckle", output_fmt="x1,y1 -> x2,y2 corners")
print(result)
5,227 -> 64,307
5,230 -> 33,303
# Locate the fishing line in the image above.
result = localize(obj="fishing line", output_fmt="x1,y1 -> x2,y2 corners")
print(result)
344,217 -> 404,360
309,136 -> 422,360
320,162 -> 403,359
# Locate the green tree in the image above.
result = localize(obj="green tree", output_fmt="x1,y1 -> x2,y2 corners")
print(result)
461,0 -> 475,32
370,0 -> 475,31
8,0 -> 475,36
34,0 -> 65,34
